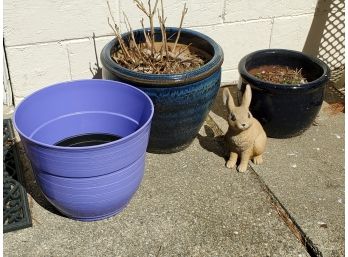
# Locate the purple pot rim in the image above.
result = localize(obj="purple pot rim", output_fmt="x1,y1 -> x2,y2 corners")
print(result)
14,79 -> 154,151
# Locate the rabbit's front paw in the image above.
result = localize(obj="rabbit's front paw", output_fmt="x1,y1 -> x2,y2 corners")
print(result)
253,155 -> 263,165
237,164 -> 248,173
226,159 -> 237,169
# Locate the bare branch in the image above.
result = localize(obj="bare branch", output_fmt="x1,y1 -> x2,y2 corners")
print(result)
175,43 -> 192,60
106,0 -> 202,74
173,3 -> 188,52
148,0 -> 159,56
159,0 -> 168,59
141,18 -> 151,49
107,1 -> 117,25
124,12 -> 151,67
106,2 -> 134,61
107,17 -> 132,62
133,0 -> 149,16
151,0 -> 159,15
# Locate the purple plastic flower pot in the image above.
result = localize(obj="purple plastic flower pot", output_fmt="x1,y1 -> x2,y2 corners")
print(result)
14,79 -> 154,221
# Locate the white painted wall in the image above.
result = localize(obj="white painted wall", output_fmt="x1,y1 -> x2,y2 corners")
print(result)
4,0 -> 326,104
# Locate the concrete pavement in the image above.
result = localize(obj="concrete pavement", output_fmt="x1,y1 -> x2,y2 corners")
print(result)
3,83 -> 344,256
4,115 -> 308,257
209,84 -> 345,257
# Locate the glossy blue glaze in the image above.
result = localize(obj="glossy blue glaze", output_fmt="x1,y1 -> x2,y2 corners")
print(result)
238,49 -> 330,138
101,28 -> 224,153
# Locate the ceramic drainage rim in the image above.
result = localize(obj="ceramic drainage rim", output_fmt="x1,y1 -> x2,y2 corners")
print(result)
101,27 -> 224,87
238,48 -> 330,92
13,79 -> 154,150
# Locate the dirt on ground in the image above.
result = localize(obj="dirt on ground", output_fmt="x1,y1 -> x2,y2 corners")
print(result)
323,102 -> 345,115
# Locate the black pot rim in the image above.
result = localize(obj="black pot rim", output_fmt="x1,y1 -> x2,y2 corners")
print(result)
238,48 -> 330,92
101,27 -> 224,87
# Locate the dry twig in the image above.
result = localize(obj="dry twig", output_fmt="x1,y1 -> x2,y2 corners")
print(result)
107,0 -> 204,74
173,3 -> 188,52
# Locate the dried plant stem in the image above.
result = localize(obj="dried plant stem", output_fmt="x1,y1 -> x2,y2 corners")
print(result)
171,43 -> 192,70
158,14 -> 165,60
149,0 -> 159,56
173,3 -> 188,53
175,43 -> 192,59
108,0 -> 204,74
159,0 -> 168,59
107,1 -> 132,61
134,0 -> 149,15
135,0 -> 159,56
107,18 -> 132,63
141,18 -> 151,49
123,13 -> 142,58
124,13 -> 158,71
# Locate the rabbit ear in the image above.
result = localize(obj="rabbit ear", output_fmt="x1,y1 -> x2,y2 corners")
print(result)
241,84 -> 252,108
222,88 -> 235,110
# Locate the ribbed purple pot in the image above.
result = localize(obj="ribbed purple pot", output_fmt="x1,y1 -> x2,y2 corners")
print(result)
14,80 -> 154,221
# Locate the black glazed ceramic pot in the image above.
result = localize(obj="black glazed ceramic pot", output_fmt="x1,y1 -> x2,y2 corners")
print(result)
238,49 -> 330,138
101,27 -> 224,153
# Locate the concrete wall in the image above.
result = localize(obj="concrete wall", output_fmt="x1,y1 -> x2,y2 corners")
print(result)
4,0 -> 326,104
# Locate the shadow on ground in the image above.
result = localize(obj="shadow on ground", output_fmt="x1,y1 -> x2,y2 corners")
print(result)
323,82 -> 345,113
16,142 -> 65,218
210,84 -> 240,122
197,125 -> 228,160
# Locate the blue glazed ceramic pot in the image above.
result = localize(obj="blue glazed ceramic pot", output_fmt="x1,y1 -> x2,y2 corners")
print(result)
238,49 -> 330,138
101,27 -> 224,153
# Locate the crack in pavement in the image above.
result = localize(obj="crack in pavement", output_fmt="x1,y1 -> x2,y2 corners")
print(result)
205,114 -> 323,257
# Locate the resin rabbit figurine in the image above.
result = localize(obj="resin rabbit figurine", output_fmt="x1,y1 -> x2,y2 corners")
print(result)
223,85 -> 267,172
